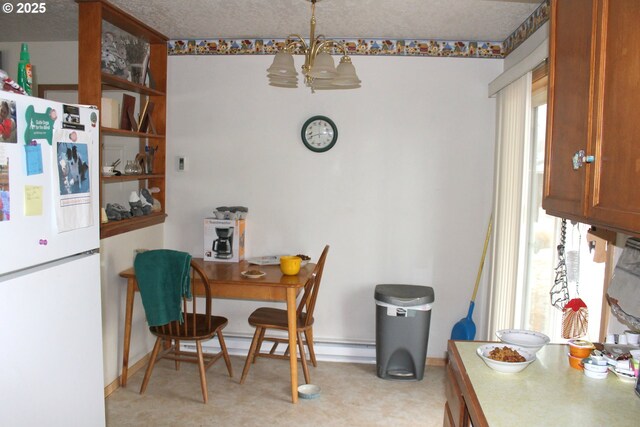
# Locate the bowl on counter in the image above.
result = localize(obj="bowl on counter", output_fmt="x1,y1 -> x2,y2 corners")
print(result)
496,329 -> 550,353
582,359 -> 608,373
567,353 -> 585,371
476,344 -> 536,373
583,368 -> 608,380
568,339 -> 595,358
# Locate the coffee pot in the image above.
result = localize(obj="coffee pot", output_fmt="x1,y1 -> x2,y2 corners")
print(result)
212,227 -> 234,259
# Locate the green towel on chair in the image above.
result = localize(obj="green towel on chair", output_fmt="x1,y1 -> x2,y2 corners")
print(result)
134,249 -> 192,327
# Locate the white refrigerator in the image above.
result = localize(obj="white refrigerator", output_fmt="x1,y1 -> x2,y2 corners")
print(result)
0,91 -> 105,426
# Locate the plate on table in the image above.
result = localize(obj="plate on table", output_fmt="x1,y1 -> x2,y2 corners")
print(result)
241,270 -> 266,279
247,256 -> 283,266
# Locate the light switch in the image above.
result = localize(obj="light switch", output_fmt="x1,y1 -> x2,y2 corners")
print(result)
177,156 -> 187,171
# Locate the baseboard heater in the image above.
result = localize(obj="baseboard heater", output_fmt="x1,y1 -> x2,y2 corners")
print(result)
181,334 -> 378,364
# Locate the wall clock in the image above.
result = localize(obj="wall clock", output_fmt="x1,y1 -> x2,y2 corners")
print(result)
301,116 -> 338,152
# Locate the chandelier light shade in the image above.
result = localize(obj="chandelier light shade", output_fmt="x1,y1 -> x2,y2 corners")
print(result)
267,0 -> 361,92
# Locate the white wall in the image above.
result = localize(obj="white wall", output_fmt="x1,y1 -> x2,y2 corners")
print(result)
100,225 -> 163,383
165,54 -> 502,358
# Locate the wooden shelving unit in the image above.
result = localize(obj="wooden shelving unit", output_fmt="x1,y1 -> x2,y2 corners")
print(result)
77,0 -> 168,239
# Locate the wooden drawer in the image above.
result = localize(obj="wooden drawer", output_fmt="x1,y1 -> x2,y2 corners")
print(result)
445,361 -> 464,427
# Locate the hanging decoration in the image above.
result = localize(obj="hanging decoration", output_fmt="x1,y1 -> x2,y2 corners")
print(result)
562,221 -> 588,338
562,298 -> 589,339
550,219 -> 589,338
550,219 -> 570,309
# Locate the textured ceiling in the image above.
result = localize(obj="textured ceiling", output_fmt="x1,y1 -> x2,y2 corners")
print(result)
0,0 -> 542,43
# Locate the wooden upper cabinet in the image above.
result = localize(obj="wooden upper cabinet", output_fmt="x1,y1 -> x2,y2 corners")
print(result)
588,0 -> 640,231
543,0 -> 595,223
544,0 -> 640,236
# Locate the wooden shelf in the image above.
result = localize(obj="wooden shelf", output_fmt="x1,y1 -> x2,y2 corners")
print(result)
101,126 -> 164,139
79,0 -> 168,240
102,173 -> 164,183
100,212 -> 167,239
101,73 -> 165,96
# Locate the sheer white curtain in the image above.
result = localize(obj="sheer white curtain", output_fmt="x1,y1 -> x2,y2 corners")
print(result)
486,72 -> 533,336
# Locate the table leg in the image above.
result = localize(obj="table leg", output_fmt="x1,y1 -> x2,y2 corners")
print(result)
121,278 -> 136,387
286,287 -> 298,404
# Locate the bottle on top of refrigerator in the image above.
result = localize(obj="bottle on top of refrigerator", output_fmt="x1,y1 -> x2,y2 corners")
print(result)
17,43 -> 32,95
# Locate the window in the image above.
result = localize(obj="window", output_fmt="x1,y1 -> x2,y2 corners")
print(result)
516,63 -> 604,342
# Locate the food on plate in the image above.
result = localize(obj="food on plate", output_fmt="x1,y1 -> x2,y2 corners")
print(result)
244,270 -> 263,276
488,346 -> 526,363
296,254 -> 311,261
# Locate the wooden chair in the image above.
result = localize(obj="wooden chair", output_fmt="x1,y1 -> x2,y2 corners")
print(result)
240,245 -> 329,385
139,260 -> 233,403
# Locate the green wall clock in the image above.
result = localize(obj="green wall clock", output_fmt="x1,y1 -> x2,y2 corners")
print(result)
301,116 -> 338,153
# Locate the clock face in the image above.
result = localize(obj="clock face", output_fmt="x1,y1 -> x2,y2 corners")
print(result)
301,116 -> 338,152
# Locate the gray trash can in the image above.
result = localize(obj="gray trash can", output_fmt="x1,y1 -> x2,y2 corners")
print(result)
375,284 -> 434,380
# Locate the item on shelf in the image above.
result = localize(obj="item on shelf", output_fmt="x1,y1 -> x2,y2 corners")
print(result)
133,190 -> 152,215
105,203 -> 132,221
137,99 -> 154,133
120,94 -> 137,131
134,152 -> 147,174
124,160 -> 142,175
140,52 -> 150,85
100,98 -> 120,128
144,145 -> 156,173
140,188 -> 153,206
140,188 -> 161,213
17,43 -> 32,95
101,23 -> 150,83
128,191 -> 145,217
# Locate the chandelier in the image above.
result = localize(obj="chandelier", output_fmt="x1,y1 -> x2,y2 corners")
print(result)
267,0 -> 361,91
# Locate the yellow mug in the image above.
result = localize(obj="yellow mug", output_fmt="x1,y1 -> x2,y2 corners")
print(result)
280,256 -> 302,275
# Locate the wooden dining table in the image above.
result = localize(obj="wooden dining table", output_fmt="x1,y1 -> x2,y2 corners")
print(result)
119,258 -> 315,404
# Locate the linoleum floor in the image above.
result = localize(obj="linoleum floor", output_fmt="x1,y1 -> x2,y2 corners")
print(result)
105,356 -> 446,426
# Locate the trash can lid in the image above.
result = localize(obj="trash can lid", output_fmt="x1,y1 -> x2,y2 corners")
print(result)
374,284 -> 434,306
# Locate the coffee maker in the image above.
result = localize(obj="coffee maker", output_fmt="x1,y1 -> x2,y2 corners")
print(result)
212,226 -> 234,259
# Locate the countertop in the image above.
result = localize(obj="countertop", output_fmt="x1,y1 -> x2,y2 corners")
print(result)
455,341 -> 640,426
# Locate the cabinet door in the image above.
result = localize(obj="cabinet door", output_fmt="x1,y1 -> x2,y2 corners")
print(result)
443,402 -> 454,427
543,0 -> 595,220
587,0 -> 640,233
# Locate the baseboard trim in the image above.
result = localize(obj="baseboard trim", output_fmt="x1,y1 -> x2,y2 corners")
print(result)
104,353 -> 151,398
103,335 -> 445,397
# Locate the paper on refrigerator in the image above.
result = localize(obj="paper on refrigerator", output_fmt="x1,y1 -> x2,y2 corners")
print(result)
54,129 -> 95,232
